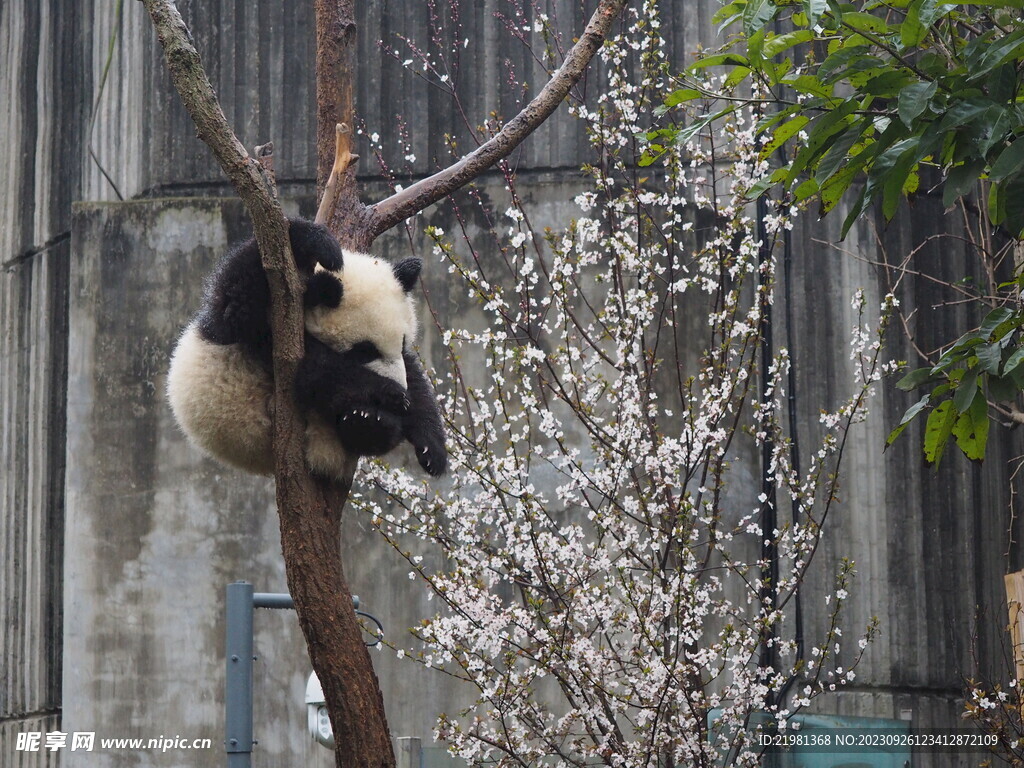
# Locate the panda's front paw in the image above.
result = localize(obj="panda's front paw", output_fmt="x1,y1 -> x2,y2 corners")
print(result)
410,430 -> 447,477
371,381 -> 410,414
337,407 -> 403,456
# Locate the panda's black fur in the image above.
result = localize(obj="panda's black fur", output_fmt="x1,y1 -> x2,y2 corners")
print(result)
167,218 -> 447,478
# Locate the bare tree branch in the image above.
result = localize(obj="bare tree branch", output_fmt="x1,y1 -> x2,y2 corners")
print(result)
315,123 -> 359,226
316,0 -> 370,251
363,0 -> 627,242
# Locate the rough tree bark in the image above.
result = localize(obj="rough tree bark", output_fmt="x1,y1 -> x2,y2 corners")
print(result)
141,1 -> 627,766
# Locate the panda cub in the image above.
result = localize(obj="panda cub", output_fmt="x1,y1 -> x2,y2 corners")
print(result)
167,218 -> 447,480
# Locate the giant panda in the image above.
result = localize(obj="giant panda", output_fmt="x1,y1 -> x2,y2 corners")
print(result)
166,218 -> 447,480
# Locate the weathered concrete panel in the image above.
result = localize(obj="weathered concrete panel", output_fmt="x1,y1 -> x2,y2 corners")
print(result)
62,199 -> 326,767
785,199 -> 1022,734
1,240 -> 68,728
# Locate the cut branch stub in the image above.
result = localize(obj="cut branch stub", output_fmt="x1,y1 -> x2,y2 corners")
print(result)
316,123 -> 359,227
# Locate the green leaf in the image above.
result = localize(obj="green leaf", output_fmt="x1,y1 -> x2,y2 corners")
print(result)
724,66 -> 752,89
976,342 -> 1003,375
664,88 -> 702,108
951,391 -> 989,462
935,97 -> 993,135
923,399 -> 957,466
990,140 -> 1024,181
978,307 -> 1015,340
794,177 -> 819,201
756,103 -> 805,135
900,0 -> 934,47
861,70 -> 914,97
816,118 -> 868,183
760,116 -> 810,160
952,369 -> 979,413
781,74 -> 834,99
819,154 -> 865,214
989,180 -> 1005,226
897,81 -> 937,127
840,184 -> 870,239
988,373 -> 1019,402
879,140 -> 921,220
942,158 -> 984,208
1003,174 -> 1024,238
803,0 -> 828,27
841,11 -> 893,34
975,28 -> 1024,76
786,99 -> 860,184
886,393 -> 931,447
673,107 -> 736,148
763,30 -> 816,59
896,366 -> 938,391
743,0 -> 778,35
819,44 -> 875,81
713,0 -> 746,27
688,53 -> 751,72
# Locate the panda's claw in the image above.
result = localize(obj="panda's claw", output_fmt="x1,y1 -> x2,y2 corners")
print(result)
409,435 -> 447,476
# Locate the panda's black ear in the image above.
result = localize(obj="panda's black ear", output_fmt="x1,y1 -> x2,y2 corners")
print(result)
305,271 -> 343,309
393,258 -> 422,293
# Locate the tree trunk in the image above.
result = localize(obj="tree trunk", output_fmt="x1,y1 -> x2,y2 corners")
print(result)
141,1 -> 629,765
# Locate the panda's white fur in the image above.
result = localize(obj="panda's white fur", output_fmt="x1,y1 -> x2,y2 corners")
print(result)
167,251 -> 418,480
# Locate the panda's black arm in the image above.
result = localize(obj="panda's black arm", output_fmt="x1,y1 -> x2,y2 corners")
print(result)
401,351 -> 448,476
287,219 -> 343,273
295,336 -> 409,419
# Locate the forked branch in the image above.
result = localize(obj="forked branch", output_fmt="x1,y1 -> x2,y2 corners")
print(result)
142,3 -> 392,767
142,1 -> 629,766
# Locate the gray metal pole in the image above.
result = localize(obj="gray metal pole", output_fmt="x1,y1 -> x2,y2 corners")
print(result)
225,581 -> 254,768
224,585 -> 366,765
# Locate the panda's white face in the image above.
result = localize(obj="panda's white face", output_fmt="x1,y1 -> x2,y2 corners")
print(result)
304,251 -> 418,388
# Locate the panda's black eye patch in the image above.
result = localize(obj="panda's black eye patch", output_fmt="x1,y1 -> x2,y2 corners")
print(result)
344,340 -> 382,364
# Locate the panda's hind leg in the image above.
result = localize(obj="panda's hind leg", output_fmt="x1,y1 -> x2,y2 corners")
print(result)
196,237 -> 273,358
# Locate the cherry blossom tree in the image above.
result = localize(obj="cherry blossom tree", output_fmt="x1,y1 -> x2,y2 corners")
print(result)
354,3 -> 890,765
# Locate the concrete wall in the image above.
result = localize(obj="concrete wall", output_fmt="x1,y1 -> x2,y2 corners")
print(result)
788,202 -> 1023,741
61,198 -> 335,767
